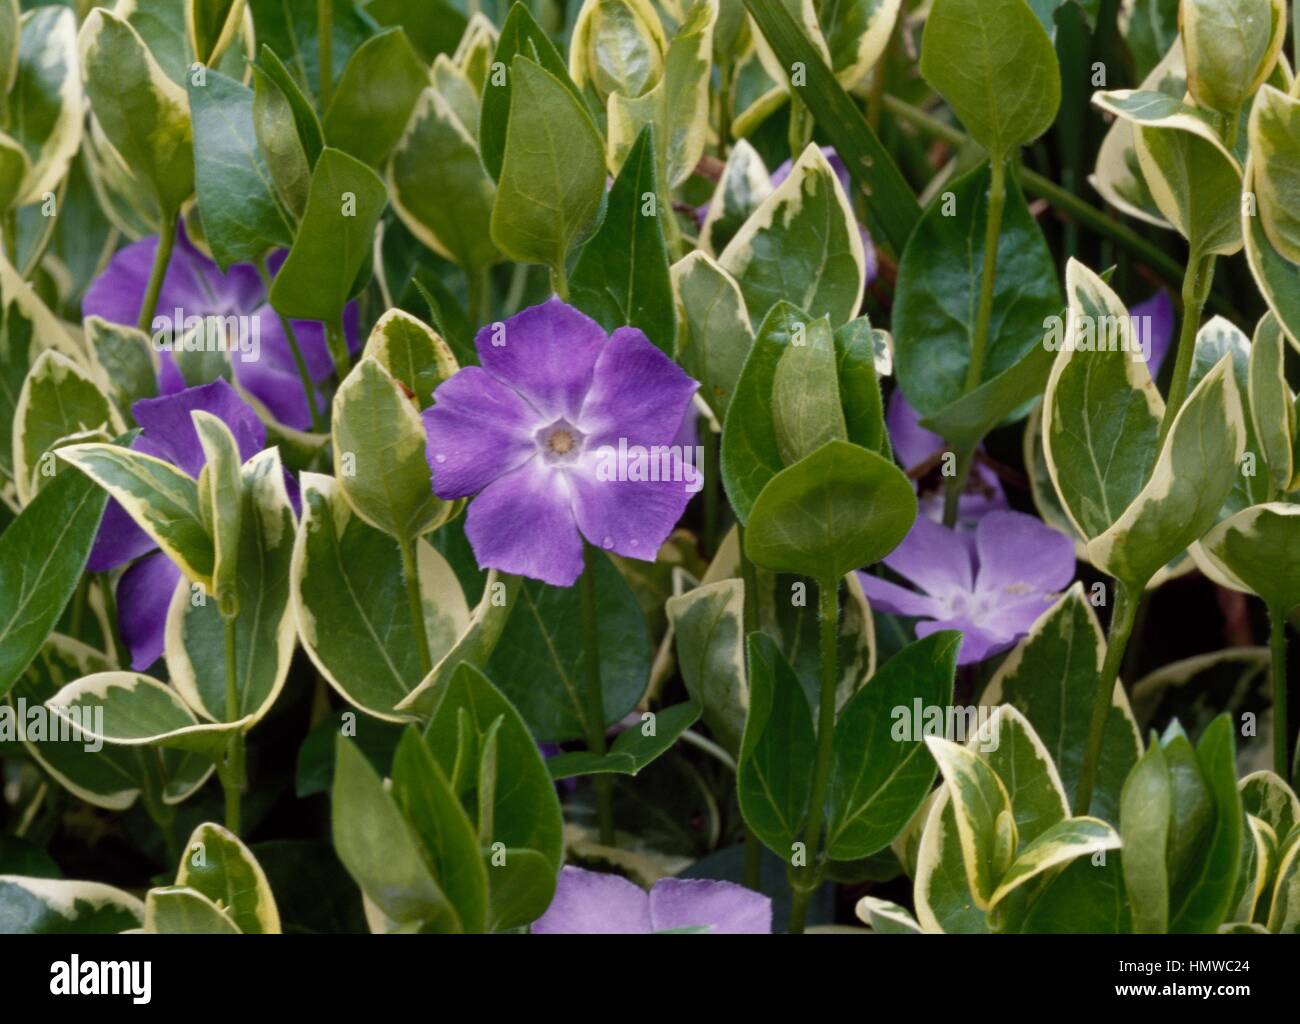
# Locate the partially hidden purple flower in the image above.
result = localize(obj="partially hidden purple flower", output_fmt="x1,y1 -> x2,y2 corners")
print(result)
88,380 -> 268,670
83,224 -> 359,430
886,390 -> 1006,526
1132,290 -> 1174,377
531,866 -> 771,934
857,511 -> 1075,665
422,299 -> 698,588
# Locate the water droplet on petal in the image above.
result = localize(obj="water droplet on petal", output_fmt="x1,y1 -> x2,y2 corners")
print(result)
602,536 -> 614,549
434,454 -> 447,464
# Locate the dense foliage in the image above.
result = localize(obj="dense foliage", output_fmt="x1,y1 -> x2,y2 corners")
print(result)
1,0 -> 1299,937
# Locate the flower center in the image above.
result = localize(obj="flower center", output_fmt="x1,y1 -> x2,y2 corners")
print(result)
536,419 -> 585,464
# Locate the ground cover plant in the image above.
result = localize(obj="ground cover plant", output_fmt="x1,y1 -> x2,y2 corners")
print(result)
1,0 -> 1299,937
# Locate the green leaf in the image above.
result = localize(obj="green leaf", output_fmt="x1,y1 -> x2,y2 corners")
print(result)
166,449 -> 296,726
253,45 -> 324,166
1120,738 -> 1171,932
56,441 -> 212,586
719,144 -> 865,331
664,578 -> 747,754
920,0 -> 1061,160
671,251 -> 753,422
268,147 -> 387,326
145,886 -> 241,933
86,317 -> 158,418
854,895 -> 924,934
989,816 -> 1121,907
925,735 -> 1017,908
10,7 -> 83,208
894,163 -> 1062,418
478,3 -> 583,182
390,728 -> 488,933
742,0 -> 920,254
546,702 -> 701,778
605,0 -> 715,190
12,350 -> 122,506
363,308 -> 459,411
1181,0 -> 1285,116
0,455 -> 110,697
331,735 -> 453,929
187,0 -> 245,65
363,0 -> 468,63
192,412 -> 242,616
568,0 -> 667,104
389,86 -> 499,275
250,64 -> 310,220
571,125 -> 675,355
737,632 -> 815,855
1240,769 -> 1300,841
1249,84 -> 1300,265
293,473 -> 471,721
44,671 -> 243,761
188,68 -> 294,270
744,440 -> 916,582
1247,313 -> 1296,493
485,550 -> 649,743
176,821 -> 281,934
489,56 -> 605,277
825,632 -> 959,860
822,0 -> 901,88
1133,118 -> 1243,258
698,138 -> 771,256
771,316 -> 847,465
331,356 -> 452,542
423,663 -> 563,930
323,27 -> 428,168
982,584 -> 1142,821
78,8 -> 193,214
0,877 -> 143,934
1202,503 -> 1300,613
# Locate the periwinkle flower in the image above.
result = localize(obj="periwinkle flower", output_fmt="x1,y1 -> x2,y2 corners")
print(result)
84,224 -> 359,430
87,380 -> 269,670
422,299 -> 698,588
531,866 -> 771,934
857,510 -> 1075,665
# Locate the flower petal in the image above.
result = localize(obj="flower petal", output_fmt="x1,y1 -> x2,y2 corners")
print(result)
855,571 -> 944,619
973,510 -> 1075,598
423,366 -> 543,499
86,498 -> 156,573
568,462 -> 694,562
886,390 -> 944,472
477,298 -> 605,421
916,616 -> 1013,666
1133,290 -> 1175,378
131,379 -> 265,477
882,516 -> 975,597
463,458 -> 584,586
234,358 -> 324,432
530,866 -> 652,934
648,878 -> 772,934
117,550 -> 181,671
578,327 -> 698,447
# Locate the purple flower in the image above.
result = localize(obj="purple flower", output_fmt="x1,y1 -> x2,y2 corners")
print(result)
886,390 -> 1007,526
531,866 -> 771,934
1132,290 -> 1174,377
422,299 -> 698,588
857,511 -> 1075,665
83,224 -> 359,430
88,380 -> 267,670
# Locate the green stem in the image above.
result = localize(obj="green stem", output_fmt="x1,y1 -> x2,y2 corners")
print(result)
737,523 -> 760,640
788,576 -> 839,934
137,749 -> 179,868
1269,604 -> 1290,780
1074,579 -> 1141,815
702,420 -> 719,558
137,209 -> 179,333
941,446 -> 975,529
717,59 -> 734,151
317,0 -> 334,111
255,257 -> 323,432
324,315 -> 351,380
966,157 -> 1007,391
1157,253 -> 1216,448
579,543 -> 615,845
504,262 -> 529,316
467,267 -> 489,328
880,95 -> 1240,319
220,614 -> 244,835
550,262 -> 569,302
399,535 -> 433,677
